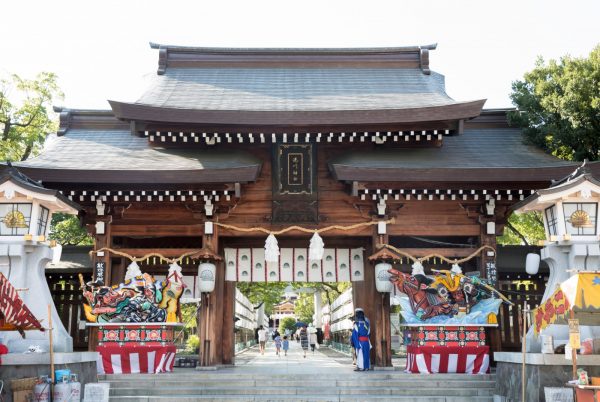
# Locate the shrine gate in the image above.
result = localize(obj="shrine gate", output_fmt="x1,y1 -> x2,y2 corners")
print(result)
6,43 -> 598,367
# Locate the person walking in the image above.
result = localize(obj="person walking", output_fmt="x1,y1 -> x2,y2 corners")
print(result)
351,308 -> 371,371
308,326 -> 318,353
282,335 -> 290,356
274,333 -> 282,356
257,325 -> 267,355
299,326 -> 309,358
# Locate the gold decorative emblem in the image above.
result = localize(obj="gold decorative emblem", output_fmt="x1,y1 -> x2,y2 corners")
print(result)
3,210 -> 28,228
569,210 -> 594,228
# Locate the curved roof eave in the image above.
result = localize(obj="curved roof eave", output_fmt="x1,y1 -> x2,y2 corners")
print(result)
109,99 -> 486,126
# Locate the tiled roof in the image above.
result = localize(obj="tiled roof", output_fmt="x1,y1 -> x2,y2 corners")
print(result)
134,68 -> 458,112
332,129 -> 575,169
13,129 -> 262,184
328,129 -> 595,183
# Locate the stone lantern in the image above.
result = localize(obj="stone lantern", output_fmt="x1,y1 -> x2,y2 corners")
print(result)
514,162 -> 600,350
0,166 -> 81,352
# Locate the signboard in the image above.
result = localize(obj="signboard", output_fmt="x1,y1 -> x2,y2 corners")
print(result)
569,319 -> 580,333
485,262 -> 497,286
94,261 -> 106,285
272,143 -> 318,223
84,382 -> 109,402
569,319 -> 581,349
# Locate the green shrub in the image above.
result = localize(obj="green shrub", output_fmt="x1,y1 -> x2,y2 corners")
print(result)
186,335 -> 200,353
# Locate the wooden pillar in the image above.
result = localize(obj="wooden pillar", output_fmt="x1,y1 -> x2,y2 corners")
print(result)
111,258 -> 126,285
351,228 -> 392,368
92,216 -> 112,285
87,216 -> 111,351
221,280 -> 236,365
198,223 -> 234,366
480,211 -> 502,354
374,226 -> 392,367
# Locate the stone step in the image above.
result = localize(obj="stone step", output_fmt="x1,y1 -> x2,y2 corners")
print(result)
104,379 -> 495,389
109,386 -> 494,397
108,395 -> 494,402
100,373 -> 495,381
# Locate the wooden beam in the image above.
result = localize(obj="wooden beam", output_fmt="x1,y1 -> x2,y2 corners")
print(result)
106,248 -> 207,259
111,224 -> 204,237
392,247 -> 479,258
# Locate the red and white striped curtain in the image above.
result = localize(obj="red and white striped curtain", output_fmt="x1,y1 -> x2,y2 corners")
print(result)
96,345 -> 176,374
405,345 -> 490,374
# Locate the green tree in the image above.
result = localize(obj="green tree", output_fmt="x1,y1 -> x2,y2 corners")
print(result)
236,282 -> 288,315
49,213 -> 93,246
293,292 -> 315,323
289,282 -> 352,324
509,45 -> 600,161
0,72 -> 63,161
498,211 -> 546,246
278,316 -> 297,334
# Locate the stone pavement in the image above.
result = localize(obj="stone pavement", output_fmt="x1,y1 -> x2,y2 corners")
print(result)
234,339 -> 355,374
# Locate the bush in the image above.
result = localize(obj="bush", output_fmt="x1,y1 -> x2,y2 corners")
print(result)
279,316 -> 297,334
186,335 -> 199,353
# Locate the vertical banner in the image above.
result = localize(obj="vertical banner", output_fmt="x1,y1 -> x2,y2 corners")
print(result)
485,262 -> 497,286
95,260 -> 106,285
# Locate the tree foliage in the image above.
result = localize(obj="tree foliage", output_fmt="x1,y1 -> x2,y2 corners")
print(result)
497,211 -> 546,246
0,72 -> 63,161
278,316 -> 297,334
289,282 -> 353,324
49,213 -> 93,246
235,281 -> 352,322
236,282 -> 289,315
509,45 -> 600,161
293,292 -> 315,323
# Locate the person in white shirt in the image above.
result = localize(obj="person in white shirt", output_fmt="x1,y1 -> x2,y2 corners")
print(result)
257,325 -> 267,355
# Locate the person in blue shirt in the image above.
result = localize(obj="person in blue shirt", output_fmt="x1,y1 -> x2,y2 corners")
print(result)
282,335 -> 290,356
351,308 -> 370,371
274,334 -> 282,356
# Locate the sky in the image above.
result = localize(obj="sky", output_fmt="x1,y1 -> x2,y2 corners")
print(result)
1,0 -> 598,110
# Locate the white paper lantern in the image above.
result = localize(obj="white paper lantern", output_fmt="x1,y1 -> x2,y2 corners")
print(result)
526,253 -> 541,275
51,243 -> 63,265
375,262 -> 394,293
198,261 -> 217,292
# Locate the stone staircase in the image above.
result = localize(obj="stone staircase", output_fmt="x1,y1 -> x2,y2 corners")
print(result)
100,371 -> 497,401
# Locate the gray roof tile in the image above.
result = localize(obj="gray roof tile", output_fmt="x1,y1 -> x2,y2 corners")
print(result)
16,129 -> 261,171
134,68 -> 458,111
330,129 -> 575,169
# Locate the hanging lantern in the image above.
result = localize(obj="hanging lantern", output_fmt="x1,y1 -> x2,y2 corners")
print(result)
375,262 -> 394,293
198,261 -> 216,292
526,253 -> 540,275
51,243 -> 63,265
264,233 -> 280,263
125,261 -> 142,281
309,232 -> 325,261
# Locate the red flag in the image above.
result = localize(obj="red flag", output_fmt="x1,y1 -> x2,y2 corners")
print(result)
0,273 -> 44,337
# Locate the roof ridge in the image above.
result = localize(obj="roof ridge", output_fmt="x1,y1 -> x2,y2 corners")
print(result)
149,42 -> 437,75
52,107 -> 128,136
148,42 -> 438,53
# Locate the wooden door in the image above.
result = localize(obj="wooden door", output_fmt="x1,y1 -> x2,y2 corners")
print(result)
46,273 -> 92,350
497,276 -> 545,351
